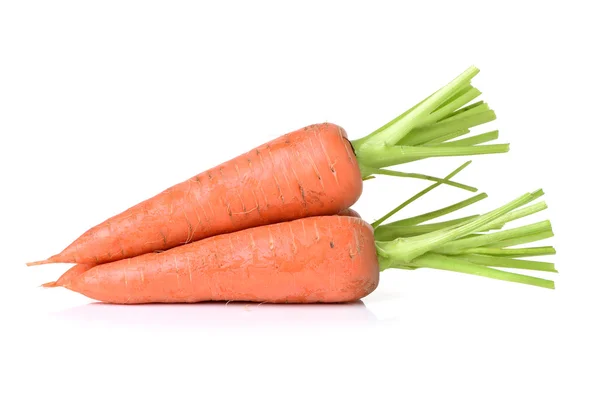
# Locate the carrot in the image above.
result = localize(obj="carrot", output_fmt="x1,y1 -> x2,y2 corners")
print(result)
52,186 -> 556,304
61,216 -> 380,303
29,66 -> 508,267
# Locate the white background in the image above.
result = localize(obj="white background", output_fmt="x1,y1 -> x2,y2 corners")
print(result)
1,1 -> 598,399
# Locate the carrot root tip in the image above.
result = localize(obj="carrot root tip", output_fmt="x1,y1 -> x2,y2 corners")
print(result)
41,281 -> 58,288
27,259 -> 52,267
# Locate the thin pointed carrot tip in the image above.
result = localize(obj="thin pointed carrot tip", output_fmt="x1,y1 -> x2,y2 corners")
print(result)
26,259 -> 51,267
41,281 -> 58,288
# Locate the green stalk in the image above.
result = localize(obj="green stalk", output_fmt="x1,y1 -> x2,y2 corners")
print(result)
440,100 -> 487,119
423,87 -> 482,125
371,187 -> 556,289
364,66 -> 480,146
434,221 -> 552,255
434,85 -> 476,110
350,66 -> 507,181
453,254 -> 557,273
367,172 -> 555,289
399,110 -> 497,146
439,102 -> 491,123
381,192 -> 487,227
376,190 -> 543,264
360,166 -> 476,191
482,202 -> 547,230
371,161 -> 472,228
425,130 -> 499,147
458,246 -> 556,257
424,128 -> 472,145
399,253 -> 555,289
375,216 -> 478,241
352,93 -> 431,149
358,144 -> 509,169
484,230 -> 555,248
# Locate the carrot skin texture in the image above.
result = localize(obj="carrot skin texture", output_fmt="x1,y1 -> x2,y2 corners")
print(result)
65,216 -> 379,304
42,124 -> 362,266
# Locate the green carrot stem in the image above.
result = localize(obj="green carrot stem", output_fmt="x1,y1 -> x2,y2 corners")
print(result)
484,230 -> 555,248
425,130 -> 499,147
354,82 -> 464,149
403,253 -> 555,289
424,129 -> 472,145
358,143 -> 509,169
424,87 -> 482,125
363,67 -> 480,146
382,192 -> 487,227
441,100 -> 487,119
458,246 -> 556,257
399,110 -> 496,146
352,66 -> 505,178
452,254 -> 557,273
482,202 -> 547,231
371,161 -> 472,228
434,220 -> 552,255
361,167 -> 477,191
434,85 -> 475,109
439,102 -> 490,123
372,185 -> 556,289
375,215 -> 478,241
376,190 -> 543,263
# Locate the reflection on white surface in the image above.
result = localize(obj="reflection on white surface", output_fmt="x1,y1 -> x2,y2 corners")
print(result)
52,300 -> 379,330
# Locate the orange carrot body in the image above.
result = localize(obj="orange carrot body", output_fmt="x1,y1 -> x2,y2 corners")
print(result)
34,123 -> 361,266
63,216 -> 379,304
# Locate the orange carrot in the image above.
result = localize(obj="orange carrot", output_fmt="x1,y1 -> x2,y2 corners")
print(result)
30,124 -> 363,266
29,66 -> 507,267
53,188 -> 556,304
60,216 -> 380,304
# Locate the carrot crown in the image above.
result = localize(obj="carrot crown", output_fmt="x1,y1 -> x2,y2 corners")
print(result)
351,66 -> 509,180
369,162 -> 556,290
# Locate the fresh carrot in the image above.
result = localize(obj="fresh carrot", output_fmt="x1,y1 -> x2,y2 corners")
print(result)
29,66 -> 507,267
51,183 -> 555,304
56,216 -> 379,303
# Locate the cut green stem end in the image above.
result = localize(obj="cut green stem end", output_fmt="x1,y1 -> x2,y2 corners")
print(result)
407,254 -> 555,289
452,254 -> 557,273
